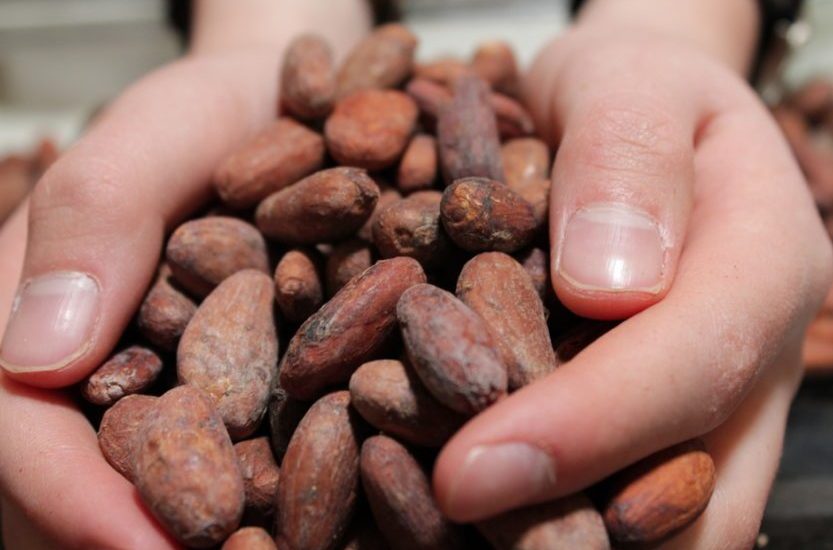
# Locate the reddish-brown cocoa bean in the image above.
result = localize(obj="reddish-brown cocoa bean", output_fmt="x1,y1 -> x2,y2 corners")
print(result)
515,248 -> 551,303
275,249 -> 324,325
256,167 -> 379,244
372,191 -> 452,269
440,177 -> 537,253
268,387 -> 310,462
326,239 -> 374,297
234,437 -> 281,516
325,90 -> 418,170
222,527 -> 278,550
214,117 -> 326,209
397,134 -> 438,194
599,439 -> 716,545
276,391 -> 361,550
471,40 -> 520,97
82,346 -> 163,406
413,58 -> 470,87
361,435 -> 464,550
357,183 -> 401,242
502,138 -> 550,188
478,494 -> 610,550
98,394 -> 157,481
281,34 -> 336,120
178,270 -> 278,439
437,75 -> 504,184
492,93 -> 535,138
138,265 -> 197,351
405,77 -> 451,119
135,385 -> 245,548
397,284 -> 507,415
457,253 -> 556,389
336,24 -> 417,98
166,216 -> 270,298
349,359 -> 465,447
280,258 -> 426,400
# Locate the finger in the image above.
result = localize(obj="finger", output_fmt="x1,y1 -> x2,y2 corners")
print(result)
0,51 -> 279,387
434,76 -> 833,521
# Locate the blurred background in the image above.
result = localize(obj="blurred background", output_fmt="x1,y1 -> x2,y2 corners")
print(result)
0,0 -> 832,547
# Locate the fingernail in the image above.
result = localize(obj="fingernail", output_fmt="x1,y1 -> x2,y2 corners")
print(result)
0,272 -> 99,373
444,442 -> 556,521
557,203 -> 665,292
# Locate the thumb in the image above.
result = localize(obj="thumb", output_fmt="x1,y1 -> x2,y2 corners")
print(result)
0,53 -> 277,387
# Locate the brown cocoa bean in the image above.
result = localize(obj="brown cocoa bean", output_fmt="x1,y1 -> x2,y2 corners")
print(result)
397,284 -> 507,415
372,191 -> 452,269
457,253 -> 556,389
326,238 -> 374,297
336,24 -> 417,98
178,269 -> 278,439
223,527 -> 278,550
599,439 -> 716,545
471,40 -> 520,97
349,359 -> 465,447
515,248 -> 550,303
137,265 -> 197,351
234,437 -> 281,516
214,117 -> 325,209
82,346 -> 163,406
358,183 -> 401,242
166,216 -> 270,298
135,385 -> 245,548
98,394 -> 157,481
502,138 -> 550,189
275,248 -> 324,325
281,34 -> 336,120
256,167 -> 379,244
492,93 -> 535,138
414,58 -> 471,87
397,134 -> 438,193
276,391 -> 360,550
325,90 -> 418,170
440,177 -> 537,253
281,258 -> 426,400
405,77 -> 451,120
361,435 -> 464,550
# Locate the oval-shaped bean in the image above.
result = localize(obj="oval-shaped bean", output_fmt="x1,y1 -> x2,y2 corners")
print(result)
281,34 -> 336,120
137,265 -> 197,351
234,437 -> 281,516
397,134 -> 438,194
326,239 -> 374,297
336,24 -> 417,98
82,346 -> 163,406
275,248 -> 324,325
372,191 -> 452,269
98,394 -> 157,481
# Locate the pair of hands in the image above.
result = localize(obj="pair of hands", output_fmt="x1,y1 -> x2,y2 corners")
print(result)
1,12 -> 831,550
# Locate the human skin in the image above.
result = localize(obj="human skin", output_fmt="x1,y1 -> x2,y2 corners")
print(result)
1,0 -> 831,548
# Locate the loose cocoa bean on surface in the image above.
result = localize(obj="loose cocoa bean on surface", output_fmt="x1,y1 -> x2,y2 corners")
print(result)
98,394 -> 157,481
326,238 -> 374,297
166,216 -> 270,298
178,269 -> 278,440
598,439 -> 716,545
137,265 -> 197,351
82,346 -> 163,406
372,191 -> 452,269
325,89 -> 418,170
256,167 -> 379,244
397,284 -> 507,415
281,34 -> 336,120
349,359 -> 465,447
214,117 -> 325,209
276,391 -> 360,550
441,177 -> 537,253
274,248 -> 325,325
222,527 -> 278,550
280,257 -> 426,400
457,253 -> 556,389
397,134 -> 438,193
361,435 -> 464,550
234,437 -> 281,516
336,24 -> 417,99
134,385 -> 245,548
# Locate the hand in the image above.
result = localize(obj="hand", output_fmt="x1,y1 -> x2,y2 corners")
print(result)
432,25 -> 833,548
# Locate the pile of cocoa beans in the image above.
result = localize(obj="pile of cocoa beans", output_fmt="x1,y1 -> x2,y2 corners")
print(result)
86,25 -> 716,549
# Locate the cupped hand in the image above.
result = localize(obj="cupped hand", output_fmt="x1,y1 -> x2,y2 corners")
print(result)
433,29 -> 833,547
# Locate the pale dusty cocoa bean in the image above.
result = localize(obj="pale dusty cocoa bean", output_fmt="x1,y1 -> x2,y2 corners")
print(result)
276,391 -> 360,550
325,90 -> 418,170
336,24 -> 417,98
471,40 -> 520,97
515,248 -> 550,303
234,437 -> 281,516
502,138 -> 550,189
166,216 -> 270,298
397,284 -> 507,415
349,359 -> 465,447
275,248 -> 324,325
268,386 -> 310,462
457,253 -> 555,389
135,385 -> 245,548
222,527 -> 278,550
326,239 -> 374,297
397,134 -> 438,193
358,183 -> 401,242
214,117 -> 325,208
478,494 -> 610,550
98,394 -> 157,481
256,167 -> 379,244
440,177 -> 537,253
82,346 -> 163,406
178,270 -> 278,439
138,265 -> 197,351
281,258 -> 426,399
281,34 -> 336,120
372,191 -> 452,269
413,58 -> 470,87
437,75 -> 503,184
599,439 -> 716,545
361,435 -> 464,550
553,321 -> 616,367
